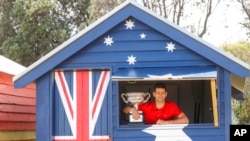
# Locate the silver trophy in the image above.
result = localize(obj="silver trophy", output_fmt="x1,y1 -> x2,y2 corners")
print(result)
121,92 -> 150,123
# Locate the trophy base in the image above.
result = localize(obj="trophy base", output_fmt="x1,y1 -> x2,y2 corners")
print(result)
127,122 -> 145,125
128,111 -> 144,123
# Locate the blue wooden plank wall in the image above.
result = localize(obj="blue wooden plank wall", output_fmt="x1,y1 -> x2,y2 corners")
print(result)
58,17 -> 213,69
36,72 -> 52,141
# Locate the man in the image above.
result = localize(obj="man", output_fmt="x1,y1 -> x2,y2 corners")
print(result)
123,82 -> 189,125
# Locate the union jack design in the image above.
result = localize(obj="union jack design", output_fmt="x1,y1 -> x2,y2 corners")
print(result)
53,70 -> 111,141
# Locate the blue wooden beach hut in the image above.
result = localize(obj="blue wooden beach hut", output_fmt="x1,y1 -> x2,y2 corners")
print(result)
14,1 -> 250,141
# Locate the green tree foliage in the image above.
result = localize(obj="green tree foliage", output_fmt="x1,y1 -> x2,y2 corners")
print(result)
233,77 -> 250,124
0,0 -> 90,66
87,0 -> 125,25
0,0 -> 15,55
222,41 -> 250,124
222,41 -> 250,63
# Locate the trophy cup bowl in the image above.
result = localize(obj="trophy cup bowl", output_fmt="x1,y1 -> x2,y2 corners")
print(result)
121,92 -> 150,123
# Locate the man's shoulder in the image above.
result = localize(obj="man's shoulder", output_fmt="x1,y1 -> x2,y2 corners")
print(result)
139,101 -> 155,107
165,100 -> 178,106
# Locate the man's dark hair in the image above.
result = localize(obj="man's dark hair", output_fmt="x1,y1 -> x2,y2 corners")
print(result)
153,82 -> 167,92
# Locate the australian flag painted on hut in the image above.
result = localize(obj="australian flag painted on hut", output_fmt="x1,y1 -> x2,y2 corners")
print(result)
13,1 -> 250,141
53,70 -> 110,141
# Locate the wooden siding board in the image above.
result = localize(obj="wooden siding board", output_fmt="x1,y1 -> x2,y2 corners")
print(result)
82,41 -> 191,54
53,81 -> 72,136
0,72 -> 35,89
0,94 -> 35,106
106,29 -> 169,41
0,84 -> 35,98
36,72 -> 52,141
101,85 -> 113,135
223,69 -> 231,141
65,51 -> 205,64
0,113 -> 35,122
94,97 -> 109,135
0,72 -> 36,131
0,131 -> 36,140
92,70 -> 111,137
84,41 -> 176,52
107,80 -> 114,138
0,104 -> 35,114
217,67 -> 225,126
0,122 -> 35,130
0,72 -> 14,85
58,60 -> 214,70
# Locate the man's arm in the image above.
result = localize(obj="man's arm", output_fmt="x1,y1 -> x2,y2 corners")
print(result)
156,112 -> 189,125
123,105 -> 141,120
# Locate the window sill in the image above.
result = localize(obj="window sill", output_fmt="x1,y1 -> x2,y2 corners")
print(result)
118,123 -> 218,130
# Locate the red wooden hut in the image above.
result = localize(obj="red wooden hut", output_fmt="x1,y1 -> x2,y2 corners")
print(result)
0,55 -> 36,141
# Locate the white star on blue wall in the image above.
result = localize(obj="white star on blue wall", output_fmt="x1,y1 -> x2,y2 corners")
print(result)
140,33 -> 146,39
124,19 -> 135,30
103,18 -> 177,66
104,36 -> 114,46
166,42 -> 176,52
127,55 -> 137,65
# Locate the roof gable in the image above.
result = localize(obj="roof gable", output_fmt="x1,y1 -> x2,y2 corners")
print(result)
14,0 -> 250,88
59,16 -> 210,68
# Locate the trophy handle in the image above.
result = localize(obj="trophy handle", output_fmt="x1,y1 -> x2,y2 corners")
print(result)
143,93 -> 151,103
121,93 -> 128,104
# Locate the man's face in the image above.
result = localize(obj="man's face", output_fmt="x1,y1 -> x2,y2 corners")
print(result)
153,88 -> 167,103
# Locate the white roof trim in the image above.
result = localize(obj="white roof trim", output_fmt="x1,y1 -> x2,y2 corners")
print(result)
13,0 -> 250,82
0,55 -> 26,75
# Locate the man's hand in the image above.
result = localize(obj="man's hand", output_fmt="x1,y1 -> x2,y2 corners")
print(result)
130,108 -> 141,120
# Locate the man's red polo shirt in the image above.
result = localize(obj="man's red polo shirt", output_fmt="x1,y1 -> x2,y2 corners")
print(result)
138,101 -> 182,124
